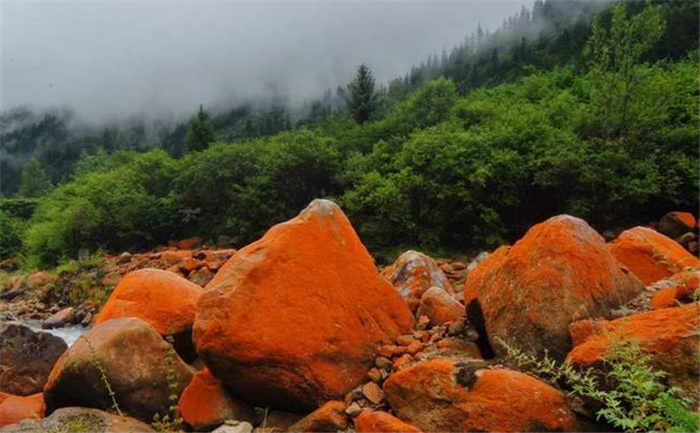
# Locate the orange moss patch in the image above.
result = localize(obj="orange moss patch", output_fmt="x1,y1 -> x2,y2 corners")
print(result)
609,226 -> 699,285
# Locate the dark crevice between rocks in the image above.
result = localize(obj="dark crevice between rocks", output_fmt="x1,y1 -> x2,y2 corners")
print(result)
466,300 -> 495,359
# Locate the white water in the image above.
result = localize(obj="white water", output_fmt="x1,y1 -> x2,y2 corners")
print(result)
24,320 -> 86,347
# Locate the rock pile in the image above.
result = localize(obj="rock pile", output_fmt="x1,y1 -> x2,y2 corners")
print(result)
0,203 -> 697,433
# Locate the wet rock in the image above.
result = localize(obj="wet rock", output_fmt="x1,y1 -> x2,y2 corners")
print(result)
42,307 -> 74,329
44,317 -> 194,423
194,199 -> 412,411
0,322 -> 67,396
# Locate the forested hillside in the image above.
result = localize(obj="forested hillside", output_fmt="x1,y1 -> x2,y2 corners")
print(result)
1,0 -> 698,268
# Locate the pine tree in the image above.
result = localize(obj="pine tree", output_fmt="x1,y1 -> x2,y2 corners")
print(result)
347,64 -> 378,125
19,157 -> 52,197
186,105 -> 215,152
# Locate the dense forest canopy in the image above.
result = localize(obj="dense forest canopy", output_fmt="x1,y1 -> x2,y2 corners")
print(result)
1,0 -> 698,268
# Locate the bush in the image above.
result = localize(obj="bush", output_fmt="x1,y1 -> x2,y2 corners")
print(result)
25,150 -> 179,267
0,209 -> 27,260
500,338 -> 700,433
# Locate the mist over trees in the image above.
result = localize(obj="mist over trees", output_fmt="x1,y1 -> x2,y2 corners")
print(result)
1,0 -> 698,269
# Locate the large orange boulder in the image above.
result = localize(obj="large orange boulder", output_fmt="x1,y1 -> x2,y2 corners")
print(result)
0,393 -> 45,428
355,411 -> 423,433
382,250 -> 453,313
609,226 -> 699,285
464,215 -> 643,360
95,269 -> 203,361
177,369 -> 253,431
566,303 -> 699,396
44,318 -> 194,422
194,199 -> 413,411
383,359 -> 578,432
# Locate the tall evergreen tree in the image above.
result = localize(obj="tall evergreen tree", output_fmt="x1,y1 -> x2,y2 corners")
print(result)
347,64 -> 378,124
19,157 -> 52,197
186,105 -> 216,152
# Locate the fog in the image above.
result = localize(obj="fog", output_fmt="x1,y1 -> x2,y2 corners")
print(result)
1,1 -> 530,123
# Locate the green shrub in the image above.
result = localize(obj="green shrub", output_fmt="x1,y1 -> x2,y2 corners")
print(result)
500,338 -> 699,433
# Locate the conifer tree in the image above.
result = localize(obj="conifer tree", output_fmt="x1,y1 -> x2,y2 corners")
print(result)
186,104 -> 216,152
19,157 -> 52,197
347,64 -> 378,124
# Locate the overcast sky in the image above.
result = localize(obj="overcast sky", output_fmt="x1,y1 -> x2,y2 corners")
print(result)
1,1 -> 530,123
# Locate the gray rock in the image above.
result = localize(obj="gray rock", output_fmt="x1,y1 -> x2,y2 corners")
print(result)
0,321 -> 67,395
213,420 -> 254,433
0,407 -> 155,432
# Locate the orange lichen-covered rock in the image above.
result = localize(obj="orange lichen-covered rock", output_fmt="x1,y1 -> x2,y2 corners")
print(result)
566,304 -> 699,395
464,215 -> 643,360
193,199 -> 413,411
416,287 -> 463,327
95,269 -> 202,336
355,411 -> 423,433
383,359 -> 578,432
609,226 -> 699,285
177,369 -> 253,431
658,212 -> 696,239
287,400 -> 348,432
160,249 -> 193,264
95,269 -> 203,361
0,393 -> 45,428
382,250 -> 453,313
651,270 -> 699,310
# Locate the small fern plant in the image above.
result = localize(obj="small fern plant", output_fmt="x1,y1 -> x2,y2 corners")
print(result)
497,337 -> 699,433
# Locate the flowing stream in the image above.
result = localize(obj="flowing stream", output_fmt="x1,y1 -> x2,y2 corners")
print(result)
24,320 -> 87,347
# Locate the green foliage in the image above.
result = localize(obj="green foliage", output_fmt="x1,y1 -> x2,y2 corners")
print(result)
24,150 -> 179,267
152,326 -> 184,433
10,4 -> 698,269
499,338 -> 699,433
0,209 -> 27,260
347,64 -> 378,124
586,1 -> 666,139
81,336 -> 123,417
19,157 -> 52,198
185,105 -> 216,152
